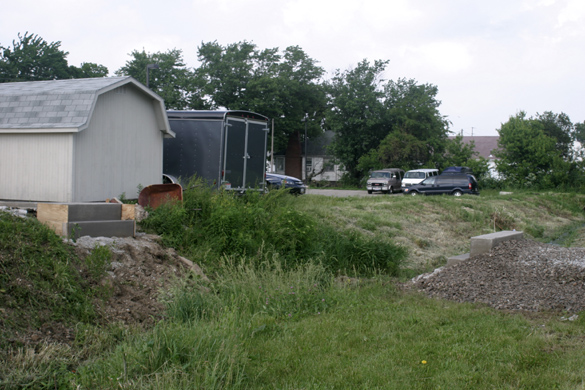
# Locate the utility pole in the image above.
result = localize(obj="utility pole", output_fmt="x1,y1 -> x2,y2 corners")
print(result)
302,114 -> 308,180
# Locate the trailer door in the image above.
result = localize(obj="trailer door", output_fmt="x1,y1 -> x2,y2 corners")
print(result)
223,118 -> 246,190
223,117 -> 268,191
245,120 -> 268,189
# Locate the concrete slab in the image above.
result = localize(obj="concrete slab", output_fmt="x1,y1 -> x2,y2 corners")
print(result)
447,253 -> 470,267
470,230 -> 523,256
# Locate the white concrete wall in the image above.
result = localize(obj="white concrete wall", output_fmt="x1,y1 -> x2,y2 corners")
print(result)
0,133 -> 73,201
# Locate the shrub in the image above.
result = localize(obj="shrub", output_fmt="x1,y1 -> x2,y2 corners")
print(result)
140,178 -> 407,276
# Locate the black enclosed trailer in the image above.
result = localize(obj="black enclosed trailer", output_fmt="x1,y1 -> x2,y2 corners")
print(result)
164,110 -> 269,191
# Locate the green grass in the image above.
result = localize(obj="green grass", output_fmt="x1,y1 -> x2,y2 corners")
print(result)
141,178 -> 407,276
71,275 -> 585,389
246,283 -> 585,389
3,187 -> 585,389
0,212 -> 116,389
0,213 -> 104,341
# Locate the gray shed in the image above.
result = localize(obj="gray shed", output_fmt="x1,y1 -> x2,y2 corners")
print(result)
0,77 -> 174,202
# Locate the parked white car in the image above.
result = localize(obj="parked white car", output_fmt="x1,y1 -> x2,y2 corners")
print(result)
401,169 -> 439,188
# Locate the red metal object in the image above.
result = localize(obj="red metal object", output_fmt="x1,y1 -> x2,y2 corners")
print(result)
138,183 -> 183,209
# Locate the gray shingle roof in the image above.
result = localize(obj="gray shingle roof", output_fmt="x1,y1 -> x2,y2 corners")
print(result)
0,76 -> 160,131
449,136 -> 500,159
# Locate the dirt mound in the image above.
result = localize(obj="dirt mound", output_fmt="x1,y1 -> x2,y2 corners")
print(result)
411,239 -> 585,313
71,233 -> 205,327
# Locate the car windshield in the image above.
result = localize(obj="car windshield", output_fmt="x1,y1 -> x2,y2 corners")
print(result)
421,176 -> 437,185
370,172 -> 391,178
405,172 -> 425,179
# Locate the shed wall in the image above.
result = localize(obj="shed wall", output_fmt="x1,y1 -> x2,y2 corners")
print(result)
73,85 -> 164,201
0,133 -> 73,201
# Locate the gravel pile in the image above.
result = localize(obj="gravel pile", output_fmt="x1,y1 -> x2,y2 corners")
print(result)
411,239 -> 585,313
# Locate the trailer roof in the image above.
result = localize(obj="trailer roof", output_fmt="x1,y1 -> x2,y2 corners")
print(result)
167,110 -> 268,122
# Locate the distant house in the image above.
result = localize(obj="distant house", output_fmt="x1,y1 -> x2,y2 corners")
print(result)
449,136 -> 500,176
0,76 -> 174,202
272,130 -> 345,182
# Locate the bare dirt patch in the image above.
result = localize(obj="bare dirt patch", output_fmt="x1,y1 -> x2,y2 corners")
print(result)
411,239 -> 585,313
19,234 -> 205,347
71,233 -> 205,327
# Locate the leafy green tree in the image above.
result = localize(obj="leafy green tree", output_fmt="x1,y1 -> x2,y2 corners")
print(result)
325,59 -> 389,182
443,134 -> 476,166
196,41 -> 257,110
495,111 -> 575,188
574,121 -> 585,144
327,61 -> 449,182
116,49 -> 205,110
0,32 -> 109,82
69,62 -> 109,78
0,32 -> 72,82
196,42 -> 327,152
357,131 -> 427,174
384,78 -> 449,165
535,111 -> 574,159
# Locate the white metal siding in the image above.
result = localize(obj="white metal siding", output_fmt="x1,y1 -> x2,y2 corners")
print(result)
0,133 -> 73,201
73,86 -> 164,201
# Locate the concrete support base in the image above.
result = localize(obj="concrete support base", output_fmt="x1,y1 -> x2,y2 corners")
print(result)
447,230 -> 523,267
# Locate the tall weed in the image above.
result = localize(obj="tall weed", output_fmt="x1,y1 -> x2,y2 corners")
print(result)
165,255 -> 334,324
140,179 -> 407,276
75,321 -> 247,390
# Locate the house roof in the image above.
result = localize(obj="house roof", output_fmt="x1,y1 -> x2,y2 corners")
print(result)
0,76 -> 173,136
305,130 -> 334,156
449,136 -> 500,159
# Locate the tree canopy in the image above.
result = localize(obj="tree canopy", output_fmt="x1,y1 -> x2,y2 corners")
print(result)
495,111 -> 579,188
195,41 -> 327,152
115,48 -> 203,110
0,32 -> 108,82
326,60 -> 449,182
325,60 -> 389,180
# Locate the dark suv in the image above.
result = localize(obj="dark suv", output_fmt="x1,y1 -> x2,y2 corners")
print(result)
403,174 -> 479,196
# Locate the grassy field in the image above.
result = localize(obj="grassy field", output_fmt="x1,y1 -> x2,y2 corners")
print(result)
296,189 -> 585,275
2,188 -> 585,389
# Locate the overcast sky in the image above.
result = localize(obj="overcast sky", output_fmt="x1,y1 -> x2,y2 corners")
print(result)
1,0 -> 584,136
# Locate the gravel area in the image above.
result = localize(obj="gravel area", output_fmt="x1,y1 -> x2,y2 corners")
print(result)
411,239 -> 585,313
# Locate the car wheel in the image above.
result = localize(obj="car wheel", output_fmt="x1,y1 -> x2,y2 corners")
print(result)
453,190 -> 463,197
367,190 -> 372,194
410,191 -> 418,196
389,186 -> 393,194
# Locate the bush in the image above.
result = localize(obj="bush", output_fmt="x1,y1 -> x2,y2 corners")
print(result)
317,226 -> 406,276
140,178 -> 407,276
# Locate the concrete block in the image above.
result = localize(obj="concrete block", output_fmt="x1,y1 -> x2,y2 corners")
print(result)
470,230 -> 523,256
447,253 -> 470,267
65,220 -> 135,239
68,203 -> 122,222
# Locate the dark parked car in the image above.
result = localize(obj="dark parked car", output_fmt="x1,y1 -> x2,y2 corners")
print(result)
265,173 -> 307,194
403,174 -> 479,196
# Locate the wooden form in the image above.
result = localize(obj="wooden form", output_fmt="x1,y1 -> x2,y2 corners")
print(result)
37,202 -> 136,238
